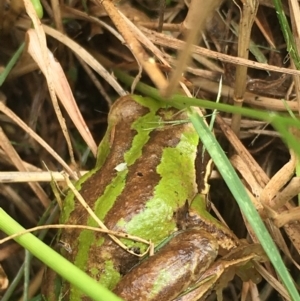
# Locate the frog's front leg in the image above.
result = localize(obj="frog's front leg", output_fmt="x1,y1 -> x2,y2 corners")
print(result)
113,228 -> 218,301
186,194 -> 240,253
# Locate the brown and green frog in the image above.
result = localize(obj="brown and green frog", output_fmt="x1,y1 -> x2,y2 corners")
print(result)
44,95 -> 260,301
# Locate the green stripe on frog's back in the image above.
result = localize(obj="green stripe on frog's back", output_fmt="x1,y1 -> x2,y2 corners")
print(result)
60,114 -> 116,225
61,96 -> 158,222
122,124 -> 199,246
100,101 -> 199,247
61,96 -> 164,299
93,96 -> 199,250
70,96 -> 163,265
61,95 -> 200,298
93,96 -> 164,218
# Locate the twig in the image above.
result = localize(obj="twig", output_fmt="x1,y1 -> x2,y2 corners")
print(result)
98,0 -> 168,92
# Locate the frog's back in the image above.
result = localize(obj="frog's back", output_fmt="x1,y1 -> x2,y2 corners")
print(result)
56,96 -> 200,298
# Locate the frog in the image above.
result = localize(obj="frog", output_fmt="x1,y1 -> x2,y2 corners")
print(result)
43,95 -> 239,301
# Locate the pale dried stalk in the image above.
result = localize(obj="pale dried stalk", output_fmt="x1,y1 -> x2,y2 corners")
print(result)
218,115 -> 300,264
272,177 -> 300,210
23,0 -> 77,166
216,115 -> 269,188
220,113 -> 300,255
259,150 -> 296,206
0,264 -> 8,291
273,206 -> 300,227
164,0 -> 223,97
0,224 -> 151,246
119,11 -> 170,67
0,171 -> 86,182
98,0 -> 168,92
142,28 -> 300,77
232,0 -> 258,136
192,78 -> 300,112
0,128 -> 50,208
50,0 -> 64,33
0,102 -> 76,177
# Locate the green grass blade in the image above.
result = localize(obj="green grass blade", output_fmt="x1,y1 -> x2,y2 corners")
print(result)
0,209 -> 123,301
272,0 -> 300,69
0,43 -> 25,86
188,108 -> 300,301
115,70 -> 300,156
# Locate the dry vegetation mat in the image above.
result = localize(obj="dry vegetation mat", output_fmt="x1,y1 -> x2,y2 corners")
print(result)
1,0 -> 300,300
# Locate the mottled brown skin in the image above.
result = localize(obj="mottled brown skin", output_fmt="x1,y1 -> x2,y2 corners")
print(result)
58,96 -> 200,296
176,201 -> 239,254
186,207 -> 239,253
60,97 -> 150,275
113,228 -> 218,301
44,96 -> 239,301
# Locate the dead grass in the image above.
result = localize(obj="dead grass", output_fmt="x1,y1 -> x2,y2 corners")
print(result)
0,0 -> 300,300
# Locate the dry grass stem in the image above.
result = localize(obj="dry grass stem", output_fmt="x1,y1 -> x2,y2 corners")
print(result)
231,0 -> 258,136
0,128 -> 50,207
141,27 -> 300,77
2,1 -> 300,300
164,0 -> 223,97
99,0 -> 168,91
